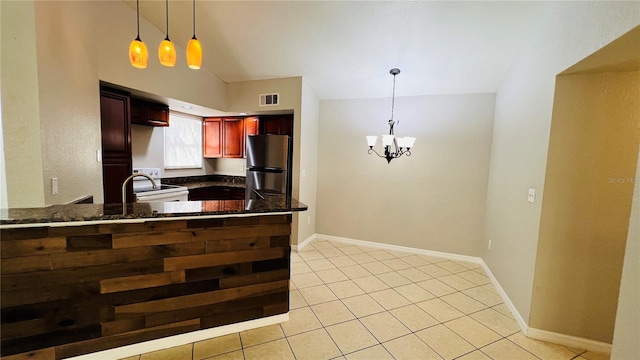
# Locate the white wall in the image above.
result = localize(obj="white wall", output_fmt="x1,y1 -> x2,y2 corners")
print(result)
1,0 -> 227,207
317,93 -> 495,256
482,2 -> 640,324
611,146 -> 640,359
298,79 -> 320,243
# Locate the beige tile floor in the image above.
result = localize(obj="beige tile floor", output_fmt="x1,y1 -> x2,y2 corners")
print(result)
120,239 -> 611,360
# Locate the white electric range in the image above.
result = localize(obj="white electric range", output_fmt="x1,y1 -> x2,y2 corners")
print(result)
132,168 -> 189,202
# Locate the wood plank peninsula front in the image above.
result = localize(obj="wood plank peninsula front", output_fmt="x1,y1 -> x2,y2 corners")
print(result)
0,198 -> 306,359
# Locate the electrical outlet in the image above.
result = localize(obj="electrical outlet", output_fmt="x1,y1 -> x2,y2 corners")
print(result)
51,178 -> 59,195
307,216 -> 311,224
528,188 -> 536,203
240,163 -> 244,172
488,239 -> 492,250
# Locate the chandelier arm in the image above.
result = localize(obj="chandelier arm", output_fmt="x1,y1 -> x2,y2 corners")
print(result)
367,148 -> 387,159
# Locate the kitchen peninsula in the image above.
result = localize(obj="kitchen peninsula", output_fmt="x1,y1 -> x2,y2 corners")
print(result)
0,198 -> 307,359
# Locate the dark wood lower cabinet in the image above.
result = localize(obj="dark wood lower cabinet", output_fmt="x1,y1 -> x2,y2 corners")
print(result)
102,158 -> 133,204
0,215 -> 292,359
188,186 -> 245,201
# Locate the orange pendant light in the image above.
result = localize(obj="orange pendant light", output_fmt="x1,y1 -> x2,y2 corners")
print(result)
128,0 -> 148,68
158,0 -> 176,67
186,0 -> 202,69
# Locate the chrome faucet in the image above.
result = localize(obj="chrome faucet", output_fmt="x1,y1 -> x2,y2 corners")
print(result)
121,173 -> 158,212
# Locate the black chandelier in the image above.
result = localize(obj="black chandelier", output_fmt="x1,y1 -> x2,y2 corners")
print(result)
366,68 -> 416,164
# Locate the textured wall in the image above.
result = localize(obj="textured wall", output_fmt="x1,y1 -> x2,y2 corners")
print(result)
2,1 -> 227,207
0,1 -> 46,207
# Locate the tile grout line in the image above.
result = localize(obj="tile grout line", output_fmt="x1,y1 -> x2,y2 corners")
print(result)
296,247 -> 494,359
296,240 -> 547,359
311,243 -> 582,360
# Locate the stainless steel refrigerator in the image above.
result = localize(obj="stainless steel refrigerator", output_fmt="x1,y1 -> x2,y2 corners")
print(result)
245,135 -> 292,204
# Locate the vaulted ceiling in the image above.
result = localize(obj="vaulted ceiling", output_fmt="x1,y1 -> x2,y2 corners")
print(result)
126,1 -> 552,100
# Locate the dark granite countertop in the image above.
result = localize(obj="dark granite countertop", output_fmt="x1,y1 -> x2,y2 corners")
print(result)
163,175 -> 245,190
177,181 -> 245,190
0,197 -> 307,226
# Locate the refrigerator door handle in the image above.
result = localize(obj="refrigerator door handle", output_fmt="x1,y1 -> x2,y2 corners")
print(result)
248,167 -> 284,173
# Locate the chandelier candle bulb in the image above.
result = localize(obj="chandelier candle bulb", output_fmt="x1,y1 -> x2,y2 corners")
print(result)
405,137 -> 416,149
397,136 -> 416,149
366,136 -> 378,148
382,134 -> 394,146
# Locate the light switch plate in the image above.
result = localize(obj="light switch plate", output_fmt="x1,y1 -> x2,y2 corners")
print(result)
528,188 -> 536,203
52,177 -> 59,195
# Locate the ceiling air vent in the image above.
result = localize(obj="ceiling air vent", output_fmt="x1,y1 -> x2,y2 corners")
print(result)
259,93 -> 279,106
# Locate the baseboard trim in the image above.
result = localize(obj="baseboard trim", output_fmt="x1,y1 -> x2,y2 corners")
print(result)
310,234 -> 531,331
478,262 -> 529,334
527,327 -> 612,354
313,233 -> 483,264
292,233 -> 316,251
67,313 -> 289,360
299,234 -> 613,353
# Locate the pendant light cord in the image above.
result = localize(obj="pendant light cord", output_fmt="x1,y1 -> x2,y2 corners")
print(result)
192,0 -> 196,36
135,0 -> 141,39
165,0 -> 170,40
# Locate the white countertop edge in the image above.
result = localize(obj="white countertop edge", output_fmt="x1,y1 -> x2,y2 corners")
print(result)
0,211 -> 293,229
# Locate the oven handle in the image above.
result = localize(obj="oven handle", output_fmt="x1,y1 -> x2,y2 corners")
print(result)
135,189 -> 190,202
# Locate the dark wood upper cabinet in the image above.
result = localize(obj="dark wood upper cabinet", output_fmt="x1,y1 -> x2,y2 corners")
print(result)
258,114 -> 293,137
130,98 -> 169,127
243,116 -> 259,157
100,90 -> 131,158
204,116 -> 260,159
222,118 -> 244,158
100,88 -> 133,203
203,118 -> 223,158
244,116 -> 259,137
